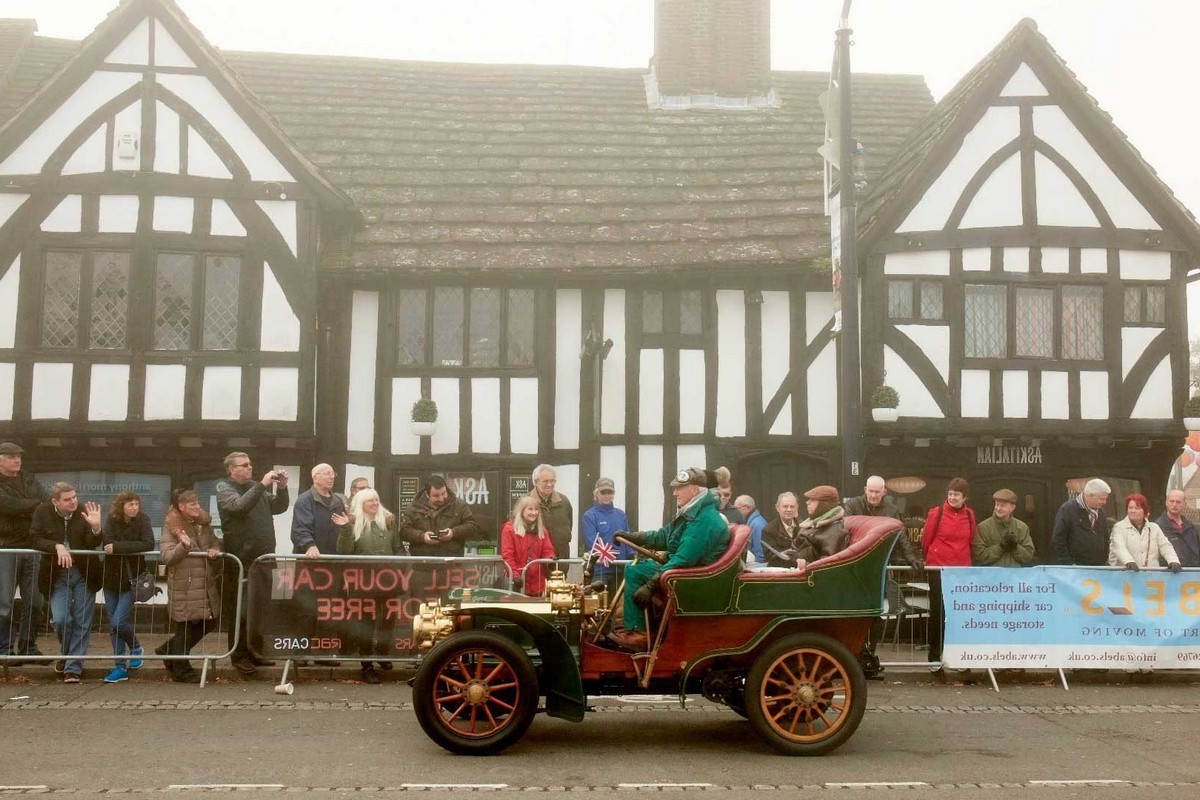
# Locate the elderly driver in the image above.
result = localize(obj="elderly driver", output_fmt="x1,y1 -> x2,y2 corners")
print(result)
609,468 -> 729,651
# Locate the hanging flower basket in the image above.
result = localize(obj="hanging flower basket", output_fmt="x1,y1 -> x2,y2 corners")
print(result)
869,384 -> 900,423
411,398 -> 438,437
1184,395 -> 1200,431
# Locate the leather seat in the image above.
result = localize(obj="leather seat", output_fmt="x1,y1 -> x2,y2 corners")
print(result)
738,515 -> 903,582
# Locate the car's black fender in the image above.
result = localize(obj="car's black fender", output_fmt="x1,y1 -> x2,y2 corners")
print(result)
458,606 -> 587,722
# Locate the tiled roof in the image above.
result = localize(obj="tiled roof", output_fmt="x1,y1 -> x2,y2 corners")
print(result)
0,19 -> 934,275
857,17 -> 1200,257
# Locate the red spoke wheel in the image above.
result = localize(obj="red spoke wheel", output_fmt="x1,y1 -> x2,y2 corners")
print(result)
745,634 -> 866,756
413,631 -> 538,755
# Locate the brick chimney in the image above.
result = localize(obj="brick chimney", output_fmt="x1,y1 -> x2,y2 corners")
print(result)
653,0 -> 771,99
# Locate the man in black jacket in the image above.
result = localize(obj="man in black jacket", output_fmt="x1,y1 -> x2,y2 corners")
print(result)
0,442 -> 47,663
844,475 -> 924,679
216,451 -> 290,674
1050,478 -> 1111,565
29,482 -> 102,682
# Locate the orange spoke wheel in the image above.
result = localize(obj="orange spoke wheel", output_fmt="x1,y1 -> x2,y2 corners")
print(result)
745,634 -> 866,756
413,631 -> 539,755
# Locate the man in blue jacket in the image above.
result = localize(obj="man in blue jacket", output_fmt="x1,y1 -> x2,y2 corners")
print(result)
581,477 -> 632,593
733,494 -> 768,565
290,464 -> 347,557
1158,490 -> 1200,568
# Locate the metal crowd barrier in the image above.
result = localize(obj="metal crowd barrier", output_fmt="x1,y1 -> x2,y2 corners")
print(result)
0,548 -> 244,686
246,553 -> 512,691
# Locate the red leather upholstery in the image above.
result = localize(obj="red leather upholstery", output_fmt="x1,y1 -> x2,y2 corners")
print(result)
738,515 -> 902,582
659,524 -> 751,589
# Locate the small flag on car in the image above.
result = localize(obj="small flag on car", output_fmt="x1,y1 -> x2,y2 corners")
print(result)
591,537 -> 617,567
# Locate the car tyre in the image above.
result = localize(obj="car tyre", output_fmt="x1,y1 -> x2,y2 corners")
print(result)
413,631 -> 538,755
744,633 -> 866,756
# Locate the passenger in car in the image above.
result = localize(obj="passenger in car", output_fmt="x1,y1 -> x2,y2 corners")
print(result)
767,485 -> 848,570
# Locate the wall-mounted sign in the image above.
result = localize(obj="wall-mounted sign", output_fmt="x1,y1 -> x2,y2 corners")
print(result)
976,445 -> 1043,466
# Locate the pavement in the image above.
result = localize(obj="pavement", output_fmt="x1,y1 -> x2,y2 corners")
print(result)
3,663 -> 1200,799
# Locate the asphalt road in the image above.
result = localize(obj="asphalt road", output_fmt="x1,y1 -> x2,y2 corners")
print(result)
1,668 -> 1198,799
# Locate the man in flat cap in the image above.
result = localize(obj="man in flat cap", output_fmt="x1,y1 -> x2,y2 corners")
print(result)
0,442 -> 48,663
973,489 -> 1035,567
609,467 -> 729,651
765,485 -> 849,569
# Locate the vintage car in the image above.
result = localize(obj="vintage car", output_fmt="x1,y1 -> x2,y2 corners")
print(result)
410,514 -> 902,756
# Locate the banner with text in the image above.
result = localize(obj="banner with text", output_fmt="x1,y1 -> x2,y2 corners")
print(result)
942,567 -> 1200,670
247,555 -> 512,660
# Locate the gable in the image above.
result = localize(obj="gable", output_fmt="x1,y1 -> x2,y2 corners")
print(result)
0,0 -> 350,210
895,57 -> 1161,236
859,19 -> 1200,259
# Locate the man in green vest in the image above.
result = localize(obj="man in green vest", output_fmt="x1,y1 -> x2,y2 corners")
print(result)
608,468 -> 730,651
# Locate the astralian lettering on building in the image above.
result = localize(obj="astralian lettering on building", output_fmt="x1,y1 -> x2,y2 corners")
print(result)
976,445 -> 1043,465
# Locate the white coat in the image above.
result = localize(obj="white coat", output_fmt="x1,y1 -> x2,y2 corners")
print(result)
1108,517 -> 1179,568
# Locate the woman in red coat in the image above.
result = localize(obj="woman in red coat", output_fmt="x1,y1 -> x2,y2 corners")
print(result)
922,477 -> 977,670
501,496 -> 557,596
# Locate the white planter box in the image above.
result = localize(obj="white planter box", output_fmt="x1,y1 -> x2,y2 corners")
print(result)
1184,417 -> 1200,432
871,407 -> 899,423
410,421 -> 438,437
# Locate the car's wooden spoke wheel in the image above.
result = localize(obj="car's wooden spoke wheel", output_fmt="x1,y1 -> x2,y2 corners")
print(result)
759,647 -> 850,742
433,649 -> 523,738
745,633 -> 866,755
414,632 -> 539,755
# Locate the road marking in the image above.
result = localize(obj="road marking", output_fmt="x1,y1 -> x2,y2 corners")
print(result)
827,782 -> 931,788
400,784 -> 508,790
168,785 -> 286,790
617,783 -> 713,789
0,788 -> 48,792
1028,780 -> 1130,786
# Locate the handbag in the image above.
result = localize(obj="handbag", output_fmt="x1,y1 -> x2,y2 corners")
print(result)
130,569 -> 162,603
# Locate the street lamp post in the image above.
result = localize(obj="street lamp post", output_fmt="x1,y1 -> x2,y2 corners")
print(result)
836,2 -> 864,494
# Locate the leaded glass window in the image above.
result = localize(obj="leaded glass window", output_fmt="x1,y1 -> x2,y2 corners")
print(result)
920,283 -> 943,321
1015,287 -> 1053,358
1146,286 -> 1166,324
154,253 -> 193,351
506,289 -> 535,366
1123,286 -> 1141,323
1061,285 -> 1104,360
642,291 -> 663,334
432,287 -> 464,366
202,255 -> 240,350
41,252 -> 82,348
469,288 -> 501,367
887,280 -> 912,319
964,284 -> 1007,358
87,252 -> 130,349
679,290 -> 702,335
397,289 -> 427,366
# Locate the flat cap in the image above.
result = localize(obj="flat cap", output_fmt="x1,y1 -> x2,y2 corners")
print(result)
594,477 -> 615,492
0,442 -> 24,455
804,485 -> 841,505
992,488 -> 1019,504
670,467 -> 708,488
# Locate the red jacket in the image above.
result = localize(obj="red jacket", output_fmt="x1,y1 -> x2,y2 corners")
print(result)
922,502 -> 976,567
500,520 -> 557,596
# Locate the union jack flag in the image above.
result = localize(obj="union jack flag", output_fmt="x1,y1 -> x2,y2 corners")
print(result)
591,536 -> 617,567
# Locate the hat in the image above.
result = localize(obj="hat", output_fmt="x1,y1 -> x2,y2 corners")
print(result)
803,485 -> 841,505
594,477 -> 615,492
0,442 -> 24,455
992,488 -> 1019,504
670,467 -> 708,488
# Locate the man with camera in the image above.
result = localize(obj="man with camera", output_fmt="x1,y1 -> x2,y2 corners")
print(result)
400,475 -> 480,557
216,452 -> 290,674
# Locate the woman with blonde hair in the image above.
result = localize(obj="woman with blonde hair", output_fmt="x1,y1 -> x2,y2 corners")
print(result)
336,488 -> 401,684
501,495 -> 556,596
